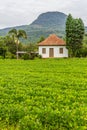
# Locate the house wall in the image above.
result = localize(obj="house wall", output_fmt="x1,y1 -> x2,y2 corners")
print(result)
39,46 -> 68,58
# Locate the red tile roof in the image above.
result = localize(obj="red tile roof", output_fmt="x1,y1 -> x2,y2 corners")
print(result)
38,34 -> 66,46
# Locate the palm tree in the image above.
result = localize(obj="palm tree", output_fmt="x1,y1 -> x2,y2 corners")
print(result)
8,28 -> 27,59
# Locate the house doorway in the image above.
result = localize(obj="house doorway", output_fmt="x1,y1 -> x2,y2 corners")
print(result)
49,48 -> 54,57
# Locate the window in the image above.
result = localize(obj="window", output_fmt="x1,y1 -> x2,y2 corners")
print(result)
42,48 -> 46,54
59,48 -> 63,54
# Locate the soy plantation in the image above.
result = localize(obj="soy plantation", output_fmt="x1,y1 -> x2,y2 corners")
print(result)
0,58 -> 87,130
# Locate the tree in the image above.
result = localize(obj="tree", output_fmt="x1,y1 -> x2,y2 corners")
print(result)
25,43 -> 37,53
8,28 -> 27,59
66,14 -> 73,56
0,36 -> 7,58
4,36 -> 16,55
66,14 -> 85,57
37,36 -> 45,43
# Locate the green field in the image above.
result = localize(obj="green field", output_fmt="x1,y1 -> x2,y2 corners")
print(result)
0,58 -> 87,130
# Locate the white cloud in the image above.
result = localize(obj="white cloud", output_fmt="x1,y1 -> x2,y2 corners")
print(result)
0,0 -> 87,29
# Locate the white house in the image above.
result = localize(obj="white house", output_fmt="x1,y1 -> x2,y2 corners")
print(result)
38,34 -> 68,58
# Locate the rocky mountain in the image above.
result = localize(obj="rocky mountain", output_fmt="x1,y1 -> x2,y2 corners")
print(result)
0,12 -> 69,43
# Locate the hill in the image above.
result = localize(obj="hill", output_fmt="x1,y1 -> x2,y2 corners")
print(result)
0,11 -> 86,43
31,12 -> 66,28
0,12 -> 68,43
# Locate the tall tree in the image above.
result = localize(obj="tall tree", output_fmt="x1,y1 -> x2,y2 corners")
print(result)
66,14 -> 73,56
8,28 -> 27,59
66,14 -> 85,57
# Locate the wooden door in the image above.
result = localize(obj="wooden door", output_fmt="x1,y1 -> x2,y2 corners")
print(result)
49,48 -> 54,57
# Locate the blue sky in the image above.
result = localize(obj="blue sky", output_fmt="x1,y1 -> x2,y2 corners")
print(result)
0,0 -> 87,29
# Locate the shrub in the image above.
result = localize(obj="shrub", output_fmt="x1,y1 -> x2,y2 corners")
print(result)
6,52 -> 16,59
29,53 -> 35,60
22,53 -> 29,60
22,53 -> 35,60
38,54 -> 42,59
0,56 -> 4,59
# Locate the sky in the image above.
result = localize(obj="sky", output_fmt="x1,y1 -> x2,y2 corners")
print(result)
0,0 -> 87,29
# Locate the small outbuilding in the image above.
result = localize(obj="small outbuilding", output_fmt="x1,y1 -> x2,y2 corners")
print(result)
38,34 -> 68,58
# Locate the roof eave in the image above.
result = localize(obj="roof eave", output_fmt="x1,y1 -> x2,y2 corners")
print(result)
38,44 -> 66,46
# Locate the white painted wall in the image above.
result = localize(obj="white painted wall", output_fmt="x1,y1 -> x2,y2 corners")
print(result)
39,46 -> 68,58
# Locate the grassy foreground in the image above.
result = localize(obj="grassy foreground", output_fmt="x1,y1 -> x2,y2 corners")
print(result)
0,58 -> 87,130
